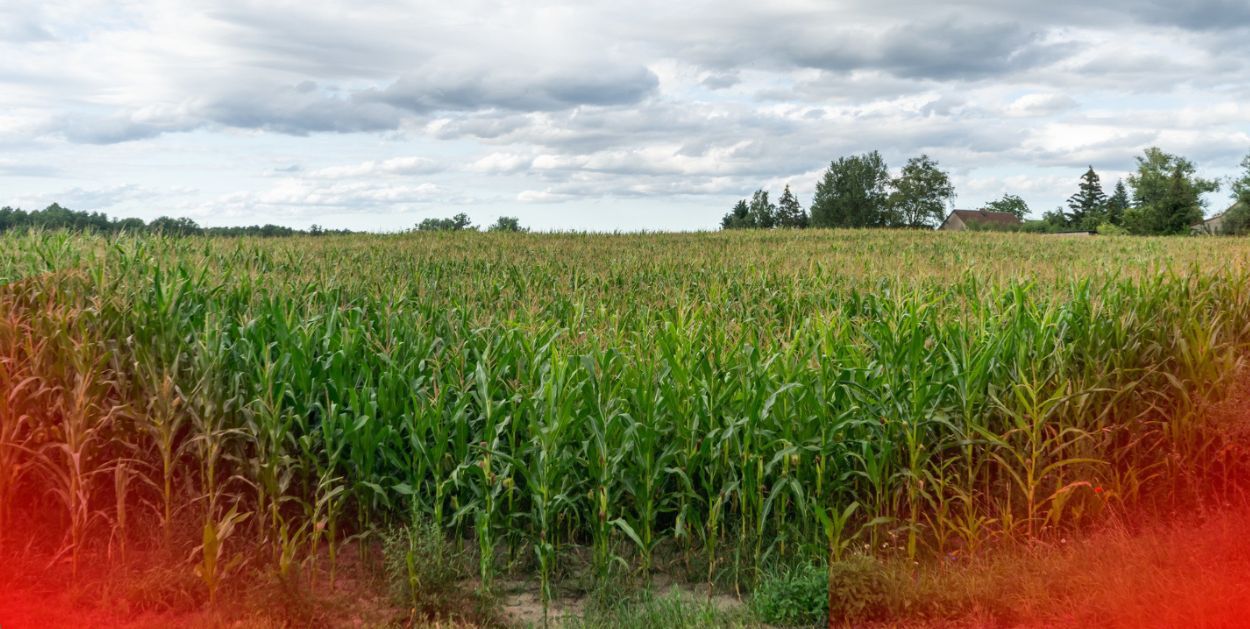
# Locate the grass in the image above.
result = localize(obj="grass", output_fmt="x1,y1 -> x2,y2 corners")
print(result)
0,228 -> 1248,625
568,589 -> 753,629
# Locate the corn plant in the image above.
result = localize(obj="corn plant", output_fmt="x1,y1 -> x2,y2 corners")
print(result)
0,228 -> 1248,612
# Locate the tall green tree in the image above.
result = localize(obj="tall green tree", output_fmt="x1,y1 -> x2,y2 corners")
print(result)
888,155 -> 955,228
775,185 -> 808,228
488,216 -> 527,232
1125,148 -> 1218,234
1042,208 -> 1068,230
721,199 -> 752,230
747,189 -> 777,229
1232,152 -> 1250,206
417,213 -> 475,232
1065,167 -> 1108,229
1105,180 -> 1129,226
1219,152 -> 1250,235
981,193 -> 1029,219
809,152 -> 892,228
148,216 -> 204,236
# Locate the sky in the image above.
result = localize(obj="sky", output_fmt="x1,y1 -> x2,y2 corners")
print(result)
2,0 -> 1249,232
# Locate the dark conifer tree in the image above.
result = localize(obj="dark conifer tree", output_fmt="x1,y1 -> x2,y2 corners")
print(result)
1066,166 -> 1108,229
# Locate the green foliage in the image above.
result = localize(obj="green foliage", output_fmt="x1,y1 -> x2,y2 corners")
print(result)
1096,222 -> 1128,236
826,558 -> 892,624
1126,147 -> 1219,234
148,216 -> 205,237
0,203 -> 349,237
487,216 -> 526,232
572,590 -> 751,629
1235,153 -> 1250,201
808,152 -> 953,229
748,190 -> 777,229
889,154 -> 955,228
1220,201 -> 1250,235
981,193 -> 1030,219
721,199 -> 753,229
1221,154 -> 1250,235
1066,167 -> 1108,230
809,151 -> 892,227
417,213 -> 475,232
1042,208 -> 1069,231
775,185 -> 808,228
723,190 -> 778,230
750,563 -> 829,626
1106,180 -> 1130,226
382,514 -> 467,613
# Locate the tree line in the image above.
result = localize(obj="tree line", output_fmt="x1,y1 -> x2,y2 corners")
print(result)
0,204 -> 353,237
725,147 -> 1250,235
723,153 -> 955,230
5,147 -> 1248,237
414,213 -> 527,232
0,205 -> 530,237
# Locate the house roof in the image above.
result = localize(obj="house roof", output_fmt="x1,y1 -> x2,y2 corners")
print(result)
942,209 -> 1023,228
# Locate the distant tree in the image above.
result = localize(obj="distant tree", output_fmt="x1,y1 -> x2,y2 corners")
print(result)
417,213 -> 475,232
809,151 -> 892,228
309,224 -> 324,236
1234,153 -> 1250,204
889,154 -> 955,228
148,216 -> 203,237
721,199 -> 753,229
0,206 -> 26,233
1042,208 -> 1068,231
260,224 -> 295,237
1125,148 -> 1218,234
0,201 -> 344,237
774,185 -> 808,228
981,193 -> 1029,219
114,217 -> 147,233
1105,180 -> 1129,226
1222,203 -> 1250,235
1065,167 -> 1108,229
1218,153 -> 1250,235
488,216 -> 526,232
747,190 -> 777,229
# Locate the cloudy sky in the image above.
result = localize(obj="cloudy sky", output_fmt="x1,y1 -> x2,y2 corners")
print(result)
2,0 -> 1249,231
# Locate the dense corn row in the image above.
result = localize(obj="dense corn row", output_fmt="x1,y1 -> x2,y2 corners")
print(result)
1,229 -> 1248,605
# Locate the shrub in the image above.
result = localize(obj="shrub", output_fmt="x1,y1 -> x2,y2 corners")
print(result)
827,557 -> 892,623
751,559 -> 892,625
750,563 -> 828,626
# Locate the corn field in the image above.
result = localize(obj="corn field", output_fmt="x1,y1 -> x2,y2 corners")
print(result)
2,229 -> 1249,607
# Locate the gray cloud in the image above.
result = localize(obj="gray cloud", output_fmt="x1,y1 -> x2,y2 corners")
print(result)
1129,0 -> 1250,31
199,84 -> 403,135
3,0 -> 1250,229
372,66 -> 659,113
0,2 -> 54,43
58,115 -> 200,145
781,21 -> 1071,80
701,72 -> 741,89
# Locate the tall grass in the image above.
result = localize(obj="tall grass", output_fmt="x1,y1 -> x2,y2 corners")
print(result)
1,229 -> 1247,603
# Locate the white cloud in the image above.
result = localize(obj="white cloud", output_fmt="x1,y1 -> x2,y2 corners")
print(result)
306,156 -> 442,179
1,0 -> 1249,230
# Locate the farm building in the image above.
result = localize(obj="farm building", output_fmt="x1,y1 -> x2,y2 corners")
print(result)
1192,201 -> 1245,234
938,209 -> 1023,231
